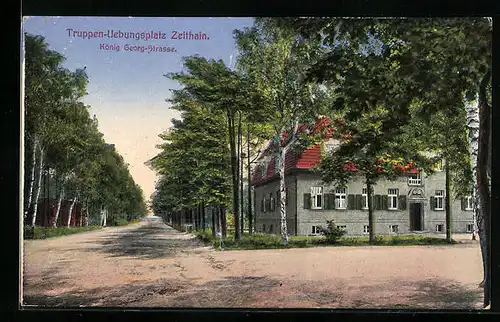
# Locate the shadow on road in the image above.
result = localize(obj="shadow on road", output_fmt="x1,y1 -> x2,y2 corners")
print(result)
22,276 -> 482,309
81,220 -> 206,260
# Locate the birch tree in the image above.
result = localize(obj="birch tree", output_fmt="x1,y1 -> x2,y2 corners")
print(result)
233,18 -> 324,241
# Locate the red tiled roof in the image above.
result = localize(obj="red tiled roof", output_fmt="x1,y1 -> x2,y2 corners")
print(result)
251,117 -> 423,185
251,118 -> 333,186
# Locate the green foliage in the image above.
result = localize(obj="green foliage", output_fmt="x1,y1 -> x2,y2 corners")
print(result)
24,33 -> 148,227
194,228 -> 454,249
318,220 -> 347,244
114,219 -> 129,226
23,225 -> 103,240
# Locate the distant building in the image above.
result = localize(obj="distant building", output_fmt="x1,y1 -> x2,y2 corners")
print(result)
251,120 -> 474,237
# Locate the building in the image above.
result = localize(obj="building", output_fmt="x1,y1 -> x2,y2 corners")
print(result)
251,120 -> 474,237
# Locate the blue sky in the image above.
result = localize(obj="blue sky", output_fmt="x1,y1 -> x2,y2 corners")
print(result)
23,16 -> 255,202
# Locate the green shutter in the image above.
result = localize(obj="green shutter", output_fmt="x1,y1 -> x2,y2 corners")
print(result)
461,197 -> 465,211
347,194 -> 355,210
304,193 -> 311,209
323,194 -> 331,209
332,194 -> 337,209
430,196 -> 435,211
382,195 -> 389,210
356,194 -> 362,210
374,195 -> 381,210
398,195 -> 407,210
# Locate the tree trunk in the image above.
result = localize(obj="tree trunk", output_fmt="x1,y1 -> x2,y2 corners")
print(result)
25,137 -> 38,220
103,207 -> 107,227
201,201 -> 205,231
227,110 -> 240,240
211,207 -> 216,237
247,126 -> 253,235
278,122 -> 299,242
67,190 -> 78,227
367,180 -> 375,243
477,70 -> 491,308
31,146 -> 44,227
278,143 -> 288,241
240,128 -> 244,236
84,198 -> 89,227
53,177 -> 66,227
466,99 -> 480,241
444,153 -> 452,243
214,208 -> 219,235
221,206 -> 227,239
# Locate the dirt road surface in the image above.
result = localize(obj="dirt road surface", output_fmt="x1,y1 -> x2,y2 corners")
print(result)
23,216 -> 484,309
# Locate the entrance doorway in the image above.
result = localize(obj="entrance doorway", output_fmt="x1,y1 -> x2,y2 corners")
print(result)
409,202 -> 424,231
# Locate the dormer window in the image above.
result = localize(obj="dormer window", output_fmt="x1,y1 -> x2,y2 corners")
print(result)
408,172 -> 422,186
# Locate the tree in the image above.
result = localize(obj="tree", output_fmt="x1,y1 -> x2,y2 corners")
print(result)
287,17 -> 491,306
233,18 -> 325,242
166,57 -> 254,240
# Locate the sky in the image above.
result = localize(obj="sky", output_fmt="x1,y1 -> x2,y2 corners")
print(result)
22,16 -> 255,204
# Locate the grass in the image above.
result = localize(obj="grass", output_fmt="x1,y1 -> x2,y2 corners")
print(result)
193,230 -> 457,250
24,225 -> 103,240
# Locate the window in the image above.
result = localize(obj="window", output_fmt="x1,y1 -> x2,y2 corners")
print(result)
337,225 -> 347,230
312,226 -> 322,235
335,187 -> 347,209
389,225 -> 399,233
363,225 -> 370,233
388,188 -> 399,210
311,186 -> 323,209
436,224 -> 444,232
408,173 -> 422,186
465,196 -> 473,210
270,193 -> 275,211
433,159 -> 444,171
466,224 -> 474,233
263,197 -> 268,212
269,224 -> 273,234
434,190 -> 444,210
362,188 -> 368,209
262,224 -> 266,232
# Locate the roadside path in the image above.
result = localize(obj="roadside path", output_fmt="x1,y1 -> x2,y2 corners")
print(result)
23,216 -> 484,309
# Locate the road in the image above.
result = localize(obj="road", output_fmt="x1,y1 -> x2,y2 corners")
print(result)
23,216 -> 484,309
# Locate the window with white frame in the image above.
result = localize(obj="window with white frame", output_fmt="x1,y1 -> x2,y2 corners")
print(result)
436,224 -> 444,232
465,196 -> 473,210
466,224 -> 474,233
335,187 -> 347,209
388,188 -> 399,210
311,186 -> 323,209
312,225 -> 322,235
389,225 -> 399,233
434,190 -> 444,210
408,172 -> 422,185
337,225 -> 347,230
262,224 -> 266,232
269,224 -> 273,234
363,225 -> 370,233
362,188 -> 368,209
270,193 -> 275,211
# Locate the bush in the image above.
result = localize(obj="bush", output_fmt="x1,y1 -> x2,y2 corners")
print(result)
195,229 -> 216,244
115,219 -> 129,226
24,225 -> 103,240
318,220 -> 347,244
